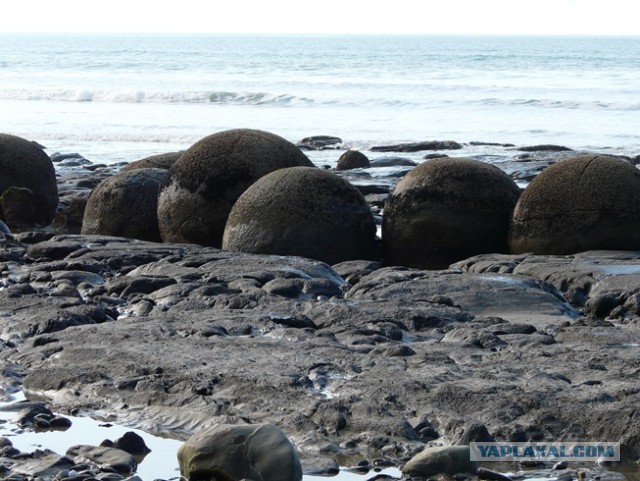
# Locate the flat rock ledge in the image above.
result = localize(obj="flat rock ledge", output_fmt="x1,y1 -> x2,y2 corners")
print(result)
1,234 -> 640,474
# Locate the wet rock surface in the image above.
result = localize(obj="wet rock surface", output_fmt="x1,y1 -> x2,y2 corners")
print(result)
1,233 -> 640,479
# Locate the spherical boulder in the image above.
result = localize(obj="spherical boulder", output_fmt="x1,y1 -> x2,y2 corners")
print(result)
336,150 -> 370,170
0,133 -> 58,227
510,154 -> 640,254
177,424 -> 302,481
222,167 -> 378,264
382,157 -> 521,270
120,151 -> 183,172
157,129 -> 313,247
81,168 -> 167,241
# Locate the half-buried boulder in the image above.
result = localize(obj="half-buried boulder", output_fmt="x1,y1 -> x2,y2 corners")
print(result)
157,129 -> 314,247
81,168 -> 167,242
223,166 -> 378,264
510,154 -> 640,254
383,157 -> 521,270
0,133 -> 58,228
177,424 -> 302,481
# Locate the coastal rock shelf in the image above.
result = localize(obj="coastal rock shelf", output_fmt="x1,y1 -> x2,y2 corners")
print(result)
1,234 -> 640,476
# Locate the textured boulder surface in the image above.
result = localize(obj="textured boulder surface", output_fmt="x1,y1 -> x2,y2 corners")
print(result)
120,151 -> 183,172
510,154 -> 640,255
81,168 -> 167,242
0,133 -> 58,227
222,167 -> 378,264
383,157 -> 521,269
178,424 -> 302,481
157,129 -> 314,247
336,150 -> 370,170
402,446 -> 476,477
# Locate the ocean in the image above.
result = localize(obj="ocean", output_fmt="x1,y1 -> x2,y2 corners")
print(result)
1,33 -> 639,165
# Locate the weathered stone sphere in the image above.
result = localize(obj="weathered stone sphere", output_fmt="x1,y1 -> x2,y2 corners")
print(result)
223,167 -> 378,264
157,129 -> 313,247
178,424 -> 302,481
383,157 -> 521,269
0,133 -> 58,227
120,151 -> 183,172
510,154 -> 640,254
336,150 -> 370,170
81,168 -> 167,241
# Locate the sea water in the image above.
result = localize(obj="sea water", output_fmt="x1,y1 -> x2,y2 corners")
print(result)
1,34 -> 639,164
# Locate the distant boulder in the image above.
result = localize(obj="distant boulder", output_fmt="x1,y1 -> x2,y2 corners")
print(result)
336,150 -> 370,170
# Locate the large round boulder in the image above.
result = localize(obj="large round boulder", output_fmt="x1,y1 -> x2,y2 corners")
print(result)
177,424 -> 302,481
81,168 -> 167,241
510,154 -> 640,254
382,157 -> 521,270
222,166 -> 378,264
157,129 -> 313,247
0,133 -> 58,228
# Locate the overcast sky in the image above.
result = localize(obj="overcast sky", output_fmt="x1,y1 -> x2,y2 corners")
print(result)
3,0 -> 639,35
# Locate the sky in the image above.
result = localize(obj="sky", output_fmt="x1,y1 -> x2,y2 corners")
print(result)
3,0 -> 640,35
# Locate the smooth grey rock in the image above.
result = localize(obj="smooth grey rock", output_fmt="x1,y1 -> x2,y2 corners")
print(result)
402,445 -> 477,476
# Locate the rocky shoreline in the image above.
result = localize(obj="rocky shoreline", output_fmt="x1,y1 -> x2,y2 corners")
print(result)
1,137 -> 640,480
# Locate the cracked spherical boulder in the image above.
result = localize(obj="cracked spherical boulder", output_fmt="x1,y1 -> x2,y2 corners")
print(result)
157,129 -> 313,247
383,157 -> 521,270
0,133 -> 58,228
223,166 -> 378,264
178,424 -> 302,481
120,151 -> 183,172
510,154 -> 640,255
81,168 -> 167,241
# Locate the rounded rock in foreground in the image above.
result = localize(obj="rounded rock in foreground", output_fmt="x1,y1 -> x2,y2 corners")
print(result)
402,446 -> 477,477
510,154 -> 640,254
383,157 -> 521,270
178,424 -> 302,481
81,168 -> 167,241
157,129 -> 313,247
0,133 -> 58,228
223,167 -> 378,264
336,150 -> 370,170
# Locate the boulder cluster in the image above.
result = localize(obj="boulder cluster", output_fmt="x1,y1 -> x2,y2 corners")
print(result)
2,132 -> 640,271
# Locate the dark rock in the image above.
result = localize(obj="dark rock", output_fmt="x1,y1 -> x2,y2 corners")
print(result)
516,144 -> 573,152
157,129 -> 313,247
469,141 -> 515,147
222,167 -> 378,265
112,432 -> 151,456
0,187 -> 37,231
297,135 -> 342,150
0,133 -> 59,227
383,157 -> 521,269
510,155 -> 640,254
371,140 -> 463,152
336,150 -> 370,170
120,151 -> 183,172
423,153 -> 449,159
476,467 -> 513,481
81,168 -> 167,242
26,240 -> 83,260
369,157 -> 418,168
66,446 -> 137,475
